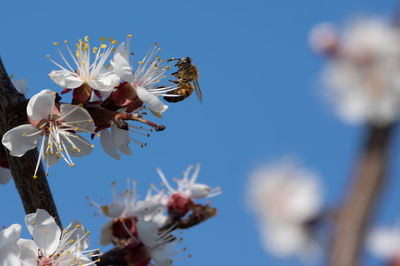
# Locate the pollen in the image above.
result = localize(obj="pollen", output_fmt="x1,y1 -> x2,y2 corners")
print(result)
32,222 -> 36,225
78,103 -> 83,107
100,44 -> 107,49
105,65 -> 110,69
53,42 -> 59,46
84,35 -> 89,42
97,133 -> 100,137
100,37 -> 105,42
111,40 -> 118,44
64,40 -> 68,44
139,61 -> 143,65
52,91 -> 56,95
33,175 -> 37,179
46,55 -> 50,58
128,34 -> 133,38
74,127 -> 78,131
93,47 -> 98,53
109,37 -> 113,42
112,48 -> 116,52
91,145 -> 94,148
89,119 -> 92,123
75,224 -> 81,228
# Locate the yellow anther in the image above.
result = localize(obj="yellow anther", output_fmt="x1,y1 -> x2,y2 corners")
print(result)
128,34 -> 133,38
111,48 -> 116,52
87,231 -> 90,235
105,65 -> 110,69
70,239 -> 74,244
160,59 -> 164,62
77,149 -> 81,153
158,48 -> 161,52
56,151 -> 59,155
82,61 -> 86,66
157,79 -> 160,83
139,61 -> 143,65
74,127 -> 78,131
72,146 -> 76,150
162,75 -> 166,78
9,74 -> 14,79
90,145 -> 94,148
64,40 -> 68,44
64,229 -> 68,234
84,35 -> 89,42
46,55 -> 50,58
93,47 -> 98,53
97,259 -> 100,262
32,222 -> 36,225
22,133 -> 26,137
78,103 -> 83,107
33,175 -> 37,179
53,42 -> 59,46
52,91 -> 56,95
165,66 -> 170,70
45,230 -> 48,233
111,40 -> 118,44
75,224 -> 81,228
100,44 -> 107,49
100,37 -> 105,42
155,42 -> 158,47
97,133 -> 100,137
109,37 -> 113,42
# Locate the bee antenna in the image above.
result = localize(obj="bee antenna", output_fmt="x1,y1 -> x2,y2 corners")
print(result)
167,57 -> 180,62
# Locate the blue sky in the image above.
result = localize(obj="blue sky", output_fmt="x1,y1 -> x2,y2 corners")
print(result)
1,0 -> 400,265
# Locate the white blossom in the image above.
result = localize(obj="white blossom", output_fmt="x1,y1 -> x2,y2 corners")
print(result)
0,224 -> 22,266
48,36 -> 120,95
17,209 -> 97,266
319,18 -> 400,126
247,158 -> 322,257
157,163 -> 221,202
368,224 -> 400,260
111,36 -> 175,117
1,89 -> 95,178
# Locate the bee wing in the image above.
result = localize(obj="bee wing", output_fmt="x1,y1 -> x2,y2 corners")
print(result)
193,79 -> 202,104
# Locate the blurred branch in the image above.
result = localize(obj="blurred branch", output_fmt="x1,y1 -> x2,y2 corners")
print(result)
328,124 -> 395,266
0,57 -> 62,228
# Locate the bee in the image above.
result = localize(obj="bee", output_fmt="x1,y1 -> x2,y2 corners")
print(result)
164,57 -> 202,103
164,82 -> 194,103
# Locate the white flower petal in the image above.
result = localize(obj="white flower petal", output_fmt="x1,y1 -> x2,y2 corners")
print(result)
25,209 -> 61,256
100,129 -> 120,160
0,224 -> 21,248
2,124 -> 40,157
60,134 -> 92,158
60,220 -> 90,252
17,239 -> 38,266
13,78 -> 28,95
49,70 -> 83,89
101,201 -> 126,219
367,227 -> 400,259
136,220 -> 159,247
87,71 -> 119,92
110,124 -> 131,155
136,86 -> 168,115
59,104 -> 95,133
27,89 -> 55,121
0,243 -> 21,266
99,221 -> 113,246
186,184 -> 211,199
112,42 -> 134,82
0,167 -> 12,185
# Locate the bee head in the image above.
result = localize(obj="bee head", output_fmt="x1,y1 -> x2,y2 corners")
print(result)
176,57 -> 192,68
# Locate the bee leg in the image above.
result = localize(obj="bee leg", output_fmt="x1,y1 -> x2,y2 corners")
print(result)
171,71 -> 179,76
166,57 -> 181,63
169,80 -> 180,84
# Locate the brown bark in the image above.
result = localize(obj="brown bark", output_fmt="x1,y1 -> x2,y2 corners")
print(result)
329,124 -> 395,266
0,57 -> 62,227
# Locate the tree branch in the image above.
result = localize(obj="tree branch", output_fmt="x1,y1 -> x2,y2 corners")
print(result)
328,124 -> 395,266
0,57 -> 62,228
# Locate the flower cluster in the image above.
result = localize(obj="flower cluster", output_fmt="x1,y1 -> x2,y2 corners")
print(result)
247,158 -> 323,258
1,35 -> 187,179
87,164 -> 220,265
0,209 -> 98,266
367,223 -> 400,266
310,18 -> 400,126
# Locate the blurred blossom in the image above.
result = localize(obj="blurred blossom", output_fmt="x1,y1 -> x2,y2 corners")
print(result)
247,158 -> 322,258
311,17 -> 400,126
367,224 -> 400,265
